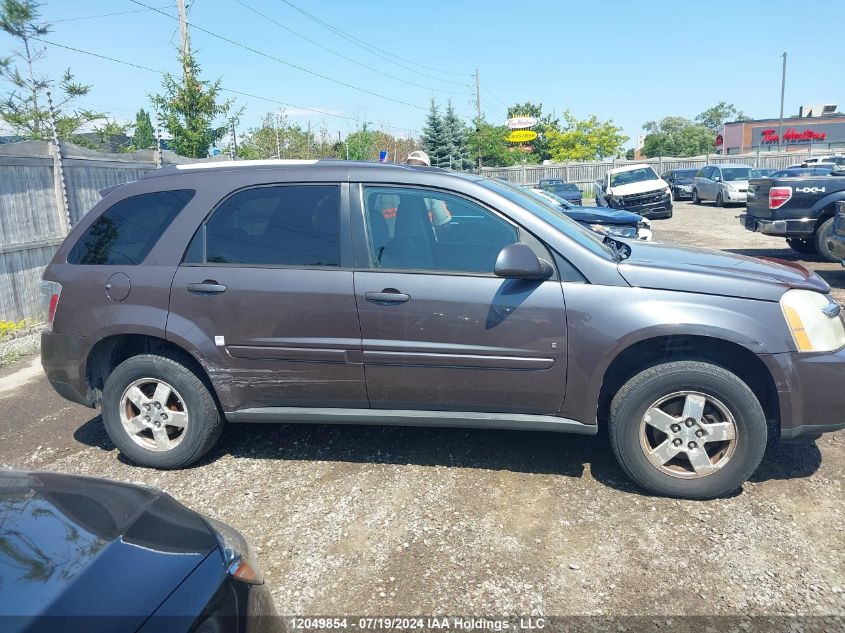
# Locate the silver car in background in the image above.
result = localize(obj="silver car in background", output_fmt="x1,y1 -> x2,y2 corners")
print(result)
692,164 -> 759,207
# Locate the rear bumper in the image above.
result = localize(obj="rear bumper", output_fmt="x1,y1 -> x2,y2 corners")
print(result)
761,347 -> 845,440
827,233 -> 845,261
740,214 -> 816,237
41,330 -> 96,408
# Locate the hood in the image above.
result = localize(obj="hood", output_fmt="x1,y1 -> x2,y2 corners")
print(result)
618,241 -> 830,301
564,206 -> 641,225
724,180 -> 749,188
0,471 -> 218,626
608,179 -> 667,196
674,176 -> 694,185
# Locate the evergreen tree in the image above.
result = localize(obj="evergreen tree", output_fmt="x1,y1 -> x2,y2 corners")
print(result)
132,108 -> 155,149
443,100 -> 470,170
420,100 -> 451,168
151,49 -> 237,158
0,0 -> 102,140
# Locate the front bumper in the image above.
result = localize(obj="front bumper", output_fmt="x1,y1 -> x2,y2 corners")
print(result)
740,214 -> 816,237
827,232 -> 845,261
673,186 -> 693,199
613,195 -> 673,219
761,346 -> 845,440
723,188 -> 748,203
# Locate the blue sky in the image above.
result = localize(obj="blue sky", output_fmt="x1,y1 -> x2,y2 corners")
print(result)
2,0 -> 844,147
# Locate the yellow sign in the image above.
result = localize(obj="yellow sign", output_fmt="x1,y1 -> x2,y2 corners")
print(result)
506,130 -> 538,143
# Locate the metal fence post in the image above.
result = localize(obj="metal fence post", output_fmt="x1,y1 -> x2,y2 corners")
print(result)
46,91 -> 71,232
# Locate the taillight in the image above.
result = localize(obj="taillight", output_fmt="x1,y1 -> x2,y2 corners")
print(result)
40,280 -> 62,332
769,186 -> 792,209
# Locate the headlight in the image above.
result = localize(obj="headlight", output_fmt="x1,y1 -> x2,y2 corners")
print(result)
205,516 -> 264,584
662,187 -> 671,195
780,289 -> 845,352
590,223 -> 636,238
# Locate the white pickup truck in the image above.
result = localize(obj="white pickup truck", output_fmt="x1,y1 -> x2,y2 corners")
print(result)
594,164 -> 673,219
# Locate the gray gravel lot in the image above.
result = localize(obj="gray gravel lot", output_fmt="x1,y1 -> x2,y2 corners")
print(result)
0,200 -> 842,617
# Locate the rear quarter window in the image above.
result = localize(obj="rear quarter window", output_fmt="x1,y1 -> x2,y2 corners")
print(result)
68,190 -> 194,265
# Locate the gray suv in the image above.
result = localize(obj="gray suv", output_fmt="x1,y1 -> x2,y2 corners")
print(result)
41,161 -> 845,499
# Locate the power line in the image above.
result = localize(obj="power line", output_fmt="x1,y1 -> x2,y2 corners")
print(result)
481,85 -> 511,111
30,37 -> 421,136
276,0 -> 469,83
52,6 -> 173,23
236,0 -> 467,96
130,0 -> 432,114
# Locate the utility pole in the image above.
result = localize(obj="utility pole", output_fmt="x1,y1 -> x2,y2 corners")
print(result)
229,120 -> 237,160
475,68 -> 482,170
778,52 -> 787,153
176,0 -> 192,83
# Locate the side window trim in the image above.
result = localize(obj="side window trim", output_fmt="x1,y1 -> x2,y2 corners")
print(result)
355,183 -> 559,281
181,182 -> 346,269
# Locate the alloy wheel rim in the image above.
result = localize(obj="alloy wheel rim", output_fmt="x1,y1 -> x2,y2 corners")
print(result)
639,391 -> 738,479
119,378 -> 189,452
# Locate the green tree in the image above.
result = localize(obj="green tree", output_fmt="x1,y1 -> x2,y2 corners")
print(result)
546,110 -> 628,161
420,100 -> 452,167
695,102 -> 750,131
132,108 -> 155,150
92,118 -> 133,152
344,123 -> 377,161
0,0 -> 102,140
237,112 -> 328,160
467,118 -> 518,167
442,100 -> 470,170
150,49 -> 236,158
641,116 -> 714,157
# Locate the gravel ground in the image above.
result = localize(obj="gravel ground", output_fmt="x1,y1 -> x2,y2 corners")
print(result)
0,200 -> 842,618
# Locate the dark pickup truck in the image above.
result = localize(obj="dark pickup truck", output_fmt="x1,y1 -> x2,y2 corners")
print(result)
741,169 -> 845,261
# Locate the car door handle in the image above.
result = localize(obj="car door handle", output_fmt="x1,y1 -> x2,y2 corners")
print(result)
365,290 -> 410,304
187,281 -> 227,294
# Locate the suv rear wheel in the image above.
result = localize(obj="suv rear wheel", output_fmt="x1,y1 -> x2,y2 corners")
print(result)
102,353 -> 223,469
608,360 -> 767,499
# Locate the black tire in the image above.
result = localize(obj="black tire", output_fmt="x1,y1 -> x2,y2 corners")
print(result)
102,353 -> 223,469
813,217 -> 839,262
715,191 -> 724,207
608,360 -> 767,500
786,238 -> 817,255
692,189 -> 701,205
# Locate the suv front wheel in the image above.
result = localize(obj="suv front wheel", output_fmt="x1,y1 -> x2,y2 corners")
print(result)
102,353 -> 224,469
608,360 -> 767,499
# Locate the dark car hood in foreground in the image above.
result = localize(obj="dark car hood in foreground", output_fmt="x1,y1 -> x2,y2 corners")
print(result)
565,205 -> 641,225
0,471 -> 218,629
618,241 -> 830,301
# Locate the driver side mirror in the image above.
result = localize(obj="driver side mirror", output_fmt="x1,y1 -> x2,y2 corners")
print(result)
713,175 -> 722,182
494,243 -> 553,280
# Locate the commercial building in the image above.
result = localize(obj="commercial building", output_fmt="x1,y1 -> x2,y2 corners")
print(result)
716,104 -> 845,155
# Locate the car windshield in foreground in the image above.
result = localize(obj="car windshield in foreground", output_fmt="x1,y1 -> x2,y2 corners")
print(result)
610,167 -> 659,187
722,167 -> 759,181
482,179 -> 616,260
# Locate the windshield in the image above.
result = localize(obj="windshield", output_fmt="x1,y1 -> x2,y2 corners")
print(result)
549,183 -> 580,193
482,179 -> 615,260
674,169 -> 698,178
721,167 -> 759,181
610,167 -> 659,187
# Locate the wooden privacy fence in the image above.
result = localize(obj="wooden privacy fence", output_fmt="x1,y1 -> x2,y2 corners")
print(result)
0,141 -> 217,322
480,149 -> 834,193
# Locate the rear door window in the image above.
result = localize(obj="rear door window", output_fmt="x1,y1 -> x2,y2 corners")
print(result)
68,189 -> 194,265
185,184 -> 340,267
